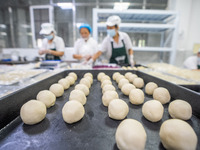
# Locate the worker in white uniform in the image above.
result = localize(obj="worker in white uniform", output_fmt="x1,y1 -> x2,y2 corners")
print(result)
183,49 -> 200,70
38,23 -> 65,60
89,15 -> 134,66
73,24 -> 98,62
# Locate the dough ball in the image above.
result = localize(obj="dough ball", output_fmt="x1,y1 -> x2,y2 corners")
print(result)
124,72 -> 132,79
102,84 -> 115,94
84,76 -> 93,84
108,99 -> 129,120
100,75 -> 111,83
115,119 -> 147,150
75,84 -> 89,96
49,83 -> 64,97
145,82 -> 158,95
69,89 -> 86,105
62,101 -> 85,124
121,83 -> 136,96
58,78 -> 70,90
97,72 -> 105,81
116,75 -> 126,83
133,77 -> 144,88
101,79 -> 112,88
112,72 -> 121,80
142,100 -> 164,122
129,89 -> 144,105
102,90 -> 119,106
80,78 -> 91,88
153,87 -> 171,104
65,76 -> 75,85
68,72 -> 77,81
20,100 -> 46,125
159,119 -> 197,150
118,78 -> 129,89
84,72 -> 93,79
126,74 -> 138,83
36,90 -> 56,108
168,99 -> 192,120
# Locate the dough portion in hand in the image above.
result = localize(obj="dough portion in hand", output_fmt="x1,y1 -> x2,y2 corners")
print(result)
129,89 -> 144,105
159,119 -> 197,150
69,89 -> 86,105
145,82 -> 158,95
36,90 -> 56,108
49,83 -> 64,97
153,87 -> 171,104
115,119 -> 147,150
121,83 -> 136,96
108,99 -> 129,120
142,100 -> 164,122
102,90 -> 119,106
62,101 -> 85,124
20,100 -> 46,125
75,84 -> 89,96
168,99 -> 192,120
58,78 -> 70,90
133,77 -> 144,88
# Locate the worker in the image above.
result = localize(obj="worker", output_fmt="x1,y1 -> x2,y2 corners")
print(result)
73,23 -> 98,62
88,15 -> 134,66
183,49 -> 200,70
38,23 -> 65,60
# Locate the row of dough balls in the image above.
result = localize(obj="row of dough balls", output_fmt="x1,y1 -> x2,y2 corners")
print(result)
98,72 -> 129,121
62,73 -> 93,124
20,72 -> 77,125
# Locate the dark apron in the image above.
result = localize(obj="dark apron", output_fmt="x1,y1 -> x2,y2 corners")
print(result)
109,40 -> 128,65
45,48 -> 60,60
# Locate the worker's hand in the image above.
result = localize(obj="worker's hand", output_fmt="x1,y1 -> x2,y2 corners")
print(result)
39,50 -> 51,55
82,55 -> 92,61
130,54 -> 135,67
86,58 -> 94,65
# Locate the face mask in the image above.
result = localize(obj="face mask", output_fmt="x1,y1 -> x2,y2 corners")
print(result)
44,34 -> 54,40
107,29 -> 116,37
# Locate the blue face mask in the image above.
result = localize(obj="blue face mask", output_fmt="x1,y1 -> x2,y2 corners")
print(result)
44,34 -> 54,40
107,29 -> 116,37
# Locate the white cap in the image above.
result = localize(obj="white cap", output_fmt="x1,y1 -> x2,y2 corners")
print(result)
39,23 -> 55,35
106,15 -> 121,27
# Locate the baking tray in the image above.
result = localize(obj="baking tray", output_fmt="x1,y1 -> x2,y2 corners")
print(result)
0,70 -> 199,150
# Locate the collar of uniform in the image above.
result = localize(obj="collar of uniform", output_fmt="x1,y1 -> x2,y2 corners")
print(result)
80,37 -> 91,43
109,31 -> 124,42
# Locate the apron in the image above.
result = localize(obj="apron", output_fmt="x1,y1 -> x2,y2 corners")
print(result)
109,40 -> 128,65
45,48 -> 60,60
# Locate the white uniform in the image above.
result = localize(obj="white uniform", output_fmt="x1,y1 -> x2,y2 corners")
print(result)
40,35 -> 65,52
100,31 -> 133,61
183,56 -> 198,69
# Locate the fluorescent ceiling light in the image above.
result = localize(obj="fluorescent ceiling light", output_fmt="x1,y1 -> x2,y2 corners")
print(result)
0,24 -> 6,29
57,3 -> 73,9
114,2 -> 130,11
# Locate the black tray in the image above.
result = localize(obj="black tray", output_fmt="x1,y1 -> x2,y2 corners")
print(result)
0,70 -> 199,150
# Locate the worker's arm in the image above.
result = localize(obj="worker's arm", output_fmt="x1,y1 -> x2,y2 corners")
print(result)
128,49 -> 134,67
92,51 -> 102,61
49,50 -> 64,57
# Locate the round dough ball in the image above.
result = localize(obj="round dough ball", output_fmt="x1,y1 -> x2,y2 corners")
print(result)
168,99 -> 192,120
159,119 -> 197,150
58,78 -> 70,90
84,72 -> 93,79
102,90 -> 119,106
68,72 -> 77,81
142,100 -> 164,122
124,72 -> 132,79
115,119 -> 147,150
121,83 -> 136,96
129,89 -> 144,105
62,101 -> 85,124
116,75 -> 126,83
118,78 -> 129,89
49,83 -> 64,97
80,78 -> 91,88
36,90 -> 56,108
112,72 -> 121,80
69,90 -> 86,105
102,84 -> 115,94
97,72 -> 105,81
133,77 -> 144,88
20,100 -> 46,125
84,76 -> 93,84
127,74 -> 138,83
101,79 -> 112,88
108,99 -> 129,120
100,75 -> 111,83
145,82 -> 158,95
75,84 -> 89,96
153,87 -> 171,104
65,76 -> 75,85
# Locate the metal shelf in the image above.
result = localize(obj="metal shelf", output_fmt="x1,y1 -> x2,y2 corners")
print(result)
132,47 -> 173,52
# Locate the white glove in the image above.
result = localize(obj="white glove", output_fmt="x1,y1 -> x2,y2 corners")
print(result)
130,54 -> 134,67
86,58 -> 94,65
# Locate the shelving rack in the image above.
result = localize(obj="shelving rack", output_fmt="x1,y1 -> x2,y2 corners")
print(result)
93,9 -> 179,64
